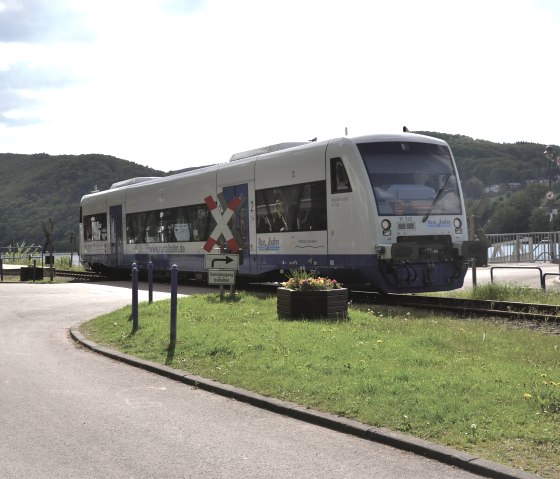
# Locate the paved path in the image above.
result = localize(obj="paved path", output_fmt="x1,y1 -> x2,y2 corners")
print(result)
0,282 -> 538,479
462,262 -> 560,289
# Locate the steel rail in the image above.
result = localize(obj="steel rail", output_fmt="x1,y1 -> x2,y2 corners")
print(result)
349,291 -> 560,323
54,269 -> 106,281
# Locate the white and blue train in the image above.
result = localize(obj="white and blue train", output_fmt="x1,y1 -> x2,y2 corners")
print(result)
79,132 -> 481,293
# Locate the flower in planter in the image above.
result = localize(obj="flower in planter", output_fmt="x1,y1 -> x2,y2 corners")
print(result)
282,270 -> 343,291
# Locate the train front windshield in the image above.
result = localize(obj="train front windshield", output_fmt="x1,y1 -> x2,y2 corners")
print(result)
358,141 -> 462,217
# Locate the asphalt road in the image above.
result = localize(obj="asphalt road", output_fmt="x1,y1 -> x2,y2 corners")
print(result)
0,282 -> 522,478
463,262 -> 560,289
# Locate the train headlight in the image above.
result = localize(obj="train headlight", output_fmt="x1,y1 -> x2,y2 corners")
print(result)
454,218 -> 462,234
381,219 -> 391,236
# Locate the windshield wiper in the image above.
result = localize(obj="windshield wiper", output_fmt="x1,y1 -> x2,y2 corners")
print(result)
422,175 -> 450,223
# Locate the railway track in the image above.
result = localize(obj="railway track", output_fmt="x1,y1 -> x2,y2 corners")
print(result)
54,269 -> 106,281
349,290 -> 560,325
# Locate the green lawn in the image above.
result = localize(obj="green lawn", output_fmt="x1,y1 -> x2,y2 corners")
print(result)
80,289 -> 560,478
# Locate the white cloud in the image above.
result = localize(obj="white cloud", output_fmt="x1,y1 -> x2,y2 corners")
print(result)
0,0 -> 559,170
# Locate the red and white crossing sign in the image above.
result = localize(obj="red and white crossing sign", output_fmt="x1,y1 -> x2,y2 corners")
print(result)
203,195 -> 242,253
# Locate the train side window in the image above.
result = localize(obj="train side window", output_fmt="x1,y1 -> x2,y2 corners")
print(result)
255,189 -> 284,233
125,203 -> 216,243
255,181 -> 326,232
191,204 -> 216,242
83,213 -> 107,241
330,157 -> 352,194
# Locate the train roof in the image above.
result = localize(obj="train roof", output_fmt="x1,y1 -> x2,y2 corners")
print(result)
83,132 -> 448,198
229,132 -> 448,161
229,142 -> 307,162
110,177 -> 161,189
350,132 -> 449,146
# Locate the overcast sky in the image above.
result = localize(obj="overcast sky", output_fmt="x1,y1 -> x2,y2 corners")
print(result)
1,0 -> 559,172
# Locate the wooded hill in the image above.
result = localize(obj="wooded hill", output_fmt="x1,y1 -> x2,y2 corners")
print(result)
0,153 -> 163,251
419,132 -> 559,234
419,131 -> 551,193
0,133 -> 558,251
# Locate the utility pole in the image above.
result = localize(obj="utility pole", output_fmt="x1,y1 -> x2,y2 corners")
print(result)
544,145 -> 558,264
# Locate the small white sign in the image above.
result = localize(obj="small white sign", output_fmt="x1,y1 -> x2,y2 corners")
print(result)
208,269 -> 236,285
204,254 -> 239,270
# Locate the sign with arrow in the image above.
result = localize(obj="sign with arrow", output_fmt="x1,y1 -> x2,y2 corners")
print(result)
204,254 -> 239,270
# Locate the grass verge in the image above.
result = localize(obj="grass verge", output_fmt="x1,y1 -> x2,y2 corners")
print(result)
79,289 -> 560,477
434,282 -> 560,305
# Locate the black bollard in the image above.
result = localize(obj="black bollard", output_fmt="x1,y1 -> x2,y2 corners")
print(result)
132,264 -> 138,330
148,261 -> 154,304
170,264 -> 178,344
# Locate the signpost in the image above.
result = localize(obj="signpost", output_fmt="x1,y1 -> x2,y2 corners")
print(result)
203,195 -> 242,253
204,253 -> 239,299
202,193 -> 243,298
208,270 -> 236,285
204,254 -> 239,270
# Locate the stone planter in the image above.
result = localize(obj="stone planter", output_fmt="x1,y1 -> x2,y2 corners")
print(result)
277,287 -> 348,320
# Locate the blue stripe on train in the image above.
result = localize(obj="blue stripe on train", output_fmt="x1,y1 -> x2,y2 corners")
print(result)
82,251 -> 466,293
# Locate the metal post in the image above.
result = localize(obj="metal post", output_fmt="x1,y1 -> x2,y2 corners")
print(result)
132,264 -> 138,330
544,145 -> 556,262
32,259 -> 37,282
0,256 -> 3,282
170,265 -> 178,344
148,261 -> 154,304
549,158 -> 554,261
219,243 -> 225,300
49,253 -> 54,281
471,257 -> 477,287
70,231 -> 75,268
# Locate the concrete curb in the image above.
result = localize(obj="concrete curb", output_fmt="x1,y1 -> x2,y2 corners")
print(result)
70,325 -> 543,479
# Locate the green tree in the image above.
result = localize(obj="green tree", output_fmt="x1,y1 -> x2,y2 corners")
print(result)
529,206 -> 549,231
485,184 -> 547,233
462,177 -> 484,199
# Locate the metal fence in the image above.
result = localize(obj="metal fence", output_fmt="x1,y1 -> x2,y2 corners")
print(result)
486,231 -> 560,263
0,245 -> 44,264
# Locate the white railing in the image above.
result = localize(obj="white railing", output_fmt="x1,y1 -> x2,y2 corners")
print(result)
485,231 -> 560,263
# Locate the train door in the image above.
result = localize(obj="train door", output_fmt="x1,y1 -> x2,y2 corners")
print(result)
325,141 -> 365,266
109,205 -> 124,267
221,183 -> 252,274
